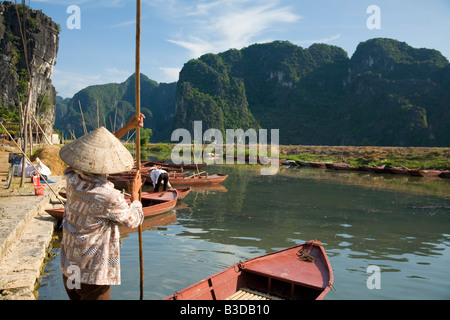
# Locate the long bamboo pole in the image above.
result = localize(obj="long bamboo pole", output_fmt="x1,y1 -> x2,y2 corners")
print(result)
78,101 -> 87,135
135,0 -> 144,300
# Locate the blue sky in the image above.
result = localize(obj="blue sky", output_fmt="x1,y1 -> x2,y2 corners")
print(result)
28,0 -> 450,98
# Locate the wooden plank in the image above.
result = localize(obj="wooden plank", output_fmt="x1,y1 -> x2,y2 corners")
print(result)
225,288 -> 283,300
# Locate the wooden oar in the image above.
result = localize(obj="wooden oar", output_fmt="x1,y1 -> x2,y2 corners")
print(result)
187,171 -> 207,178
135,0 -> 144,300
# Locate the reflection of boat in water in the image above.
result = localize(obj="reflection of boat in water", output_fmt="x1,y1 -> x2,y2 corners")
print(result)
122,211 -> 177,234
119,211 -> 178,238
164,240 -> 333,301
188,184 -> 228,193
174,201 -> 189,210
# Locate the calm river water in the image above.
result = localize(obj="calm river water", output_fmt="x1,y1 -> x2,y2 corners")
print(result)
38,164 -> 450,300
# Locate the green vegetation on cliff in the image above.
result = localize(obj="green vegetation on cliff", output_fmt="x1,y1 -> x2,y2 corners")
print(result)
56,38 -> 449,147
175,38 -> 449,147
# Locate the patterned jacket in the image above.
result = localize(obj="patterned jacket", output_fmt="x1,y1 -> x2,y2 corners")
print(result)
60,168 -> 143,285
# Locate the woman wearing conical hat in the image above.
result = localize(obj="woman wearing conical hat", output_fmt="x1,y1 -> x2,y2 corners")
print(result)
59,114 -> 145,300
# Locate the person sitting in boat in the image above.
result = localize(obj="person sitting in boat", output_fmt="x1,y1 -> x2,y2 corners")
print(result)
150,166 -> 172,192
58,114 -> 145,300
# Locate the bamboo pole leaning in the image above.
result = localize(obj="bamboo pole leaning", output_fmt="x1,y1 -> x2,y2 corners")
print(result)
135,0 -> 144,301
0,121 -> 65,206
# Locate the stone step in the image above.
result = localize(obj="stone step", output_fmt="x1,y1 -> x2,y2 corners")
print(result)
0,176 -> 64,300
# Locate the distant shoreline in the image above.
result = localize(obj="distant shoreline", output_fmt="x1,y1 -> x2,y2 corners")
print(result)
137,143 -> 450,170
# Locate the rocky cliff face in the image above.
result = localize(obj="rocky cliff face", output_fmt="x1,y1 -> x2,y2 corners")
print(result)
0,1 -> 59,137
54,74 -> 177,142
174,39 -> 450,147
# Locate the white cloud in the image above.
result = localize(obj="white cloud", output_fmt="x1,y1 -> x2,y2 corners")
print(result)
167,37 -> 214,60
296,34 -> 342,47
107,19 -> 136,29
52,67 -> 130,98
31,0 -> 91,4
166,0 -> 301,58
159,67 -> 181,83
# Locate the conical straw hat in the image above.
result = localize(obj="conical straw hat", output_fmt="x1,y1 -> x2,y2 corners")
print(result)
59,127 -> 134,174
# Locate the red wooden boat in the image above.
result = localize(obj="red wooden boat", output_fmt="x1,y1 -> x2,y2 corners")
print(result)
142,160 -> 207,170
332,163 -> 359,171
408,168 -> 442,177
386,166 -> 409,174
362,164 -> 386,173
107,172 -> 149,190
129,189 -> 178,217
58,188 -> 190,202
45,208 -> 64,220
309,162 -> 331,169
46,189 -> 179,220
174,187 -> 191,199
164,240 -> 333,301
169,173 -> 228,186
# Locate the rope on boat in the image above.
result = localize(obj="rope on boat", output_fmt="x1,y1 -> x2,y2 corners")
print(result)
296,246 -> 315,263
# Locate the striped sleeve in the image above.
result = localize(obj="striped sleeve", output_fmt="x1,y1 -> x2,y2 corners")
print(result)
106,194 -> 144,229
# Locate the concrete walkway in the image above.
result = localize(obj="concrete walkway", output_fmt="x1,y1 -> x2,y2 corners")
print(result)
0,175 -> 64,300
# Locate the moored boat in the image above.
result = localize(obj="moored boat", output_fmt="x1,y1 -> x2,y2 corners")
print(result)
142,160 -> 207,170
164,240 -> 333,300
169,173 -> 228,186
364,164 -> 386,173
440,170 -> 450,179
332,163 -> 359,171
309,161 -> 330,169
173,187 -> 191,199
45,208 -> 64,220
107,172 -> 149,190
46,189 -> 179,220
283,160 -> 299,166
386,166 -> 409,174
408,169 -> 443,177
129,189 -> 178,217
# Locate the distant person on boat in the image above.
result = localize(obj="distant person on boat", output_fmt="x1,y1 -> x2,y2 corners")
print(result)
58,115 -> 144,300
150,166 -> 172,192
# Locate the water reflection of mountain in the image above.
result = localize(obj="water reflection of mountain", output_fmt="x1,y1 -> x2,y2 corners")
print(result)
174,165 -> 450,264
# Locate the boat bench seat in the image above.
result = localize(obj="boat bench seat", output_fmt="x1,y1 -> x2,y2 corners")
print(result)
225,288 -> 283,300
